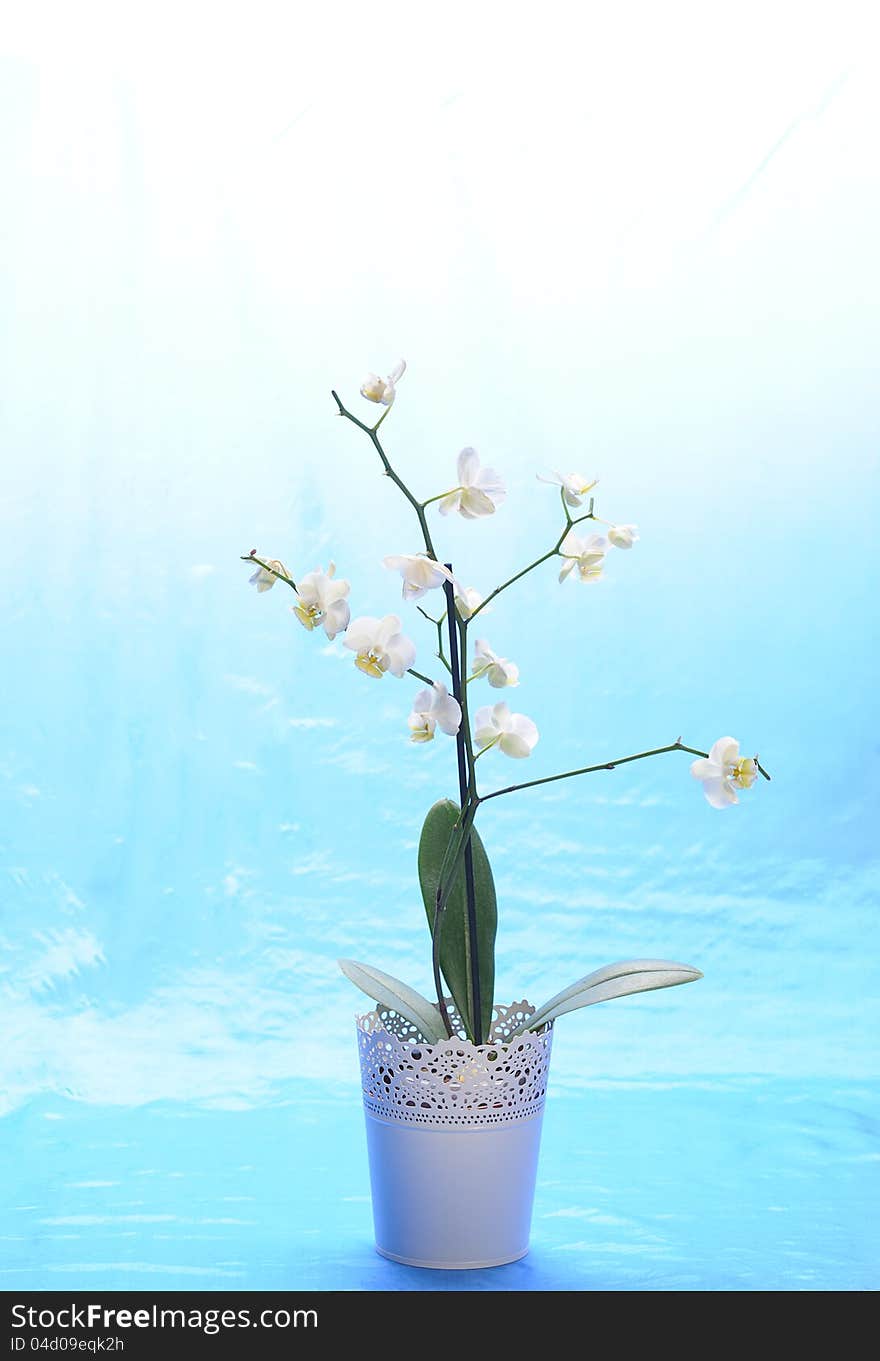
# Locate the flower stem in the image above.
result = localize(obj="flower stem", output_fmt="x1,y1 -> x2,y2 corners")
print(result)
332,390 -> 481,1036
240,554 -> 298,592
430,796 -> 479,1040
331,391 -> 437,559
430,935 -> 453,1038
467,502 -> 597,622
407,667 -> 436,687
443,570 -> 483,1045
468,549 -> 558,620
479,738 -> 772,803
417,606 -> 452,674
421,488 -> 460,508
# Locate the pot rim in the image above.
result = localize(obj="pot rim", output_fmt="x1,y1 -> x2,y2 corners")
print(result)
356,999 -> 554,1129
356,997 -> 552,1053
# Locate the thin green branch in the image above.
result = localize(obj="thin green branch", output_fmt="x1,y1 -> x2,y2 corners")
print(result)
439,575 -> 484,1042
240,554 -> 297,592
571,498 -> 596,527
331,391 -> 437,558
417,605 -> 452,674
559,486 -> 596,531
468,549 -> 558,620
430,922 -> 454,1038
479,738 -> 772,803
421,488 -> 459,508
467,497 -> 597,622
407,667 -> 436,687
454,619 -> 477,789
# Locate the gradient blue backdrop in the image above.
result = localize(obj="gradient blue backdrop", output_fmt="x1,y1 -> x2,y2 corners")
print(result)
1,2 -> 877,1291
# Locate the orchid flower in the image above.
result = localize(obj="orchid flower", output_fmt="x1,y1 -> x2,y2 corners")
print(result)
343,615 -> 416,679
383,554 -> 456,602
558,530 -> 607,584
291,563 -> 351,640
474,702 -> 539,758
471,638 -> 519,688
248,559 -> 289,592
690,737 -> 759,809
438,448 -> 506,520
608,524 -> 639,550
454,585 -> 488,620
408,682 -> 462,743
360,359 -> 406,406
537,470 -> 598,508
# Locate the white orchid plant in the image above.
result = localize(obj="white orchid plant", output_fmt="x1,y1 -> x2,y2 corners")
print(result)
242,360 -> 771,1046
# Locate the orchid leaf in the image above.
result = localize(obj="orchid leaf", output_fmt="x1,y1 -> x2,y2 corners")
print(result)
418,799 -> 496,1043
518,959 -> 703,1034
338,959 -> 448,1043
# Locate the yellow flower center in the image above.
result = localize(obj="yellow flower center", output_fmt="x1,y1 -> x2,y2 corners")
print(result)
356,648 -> 387,679
731,757 -> 758,789
294,602 -> 323,631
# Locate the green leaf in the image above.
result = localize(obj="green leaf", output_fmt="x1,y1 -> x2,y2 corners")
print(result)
418,798 -> 496,1042
517,959 -> 704,1034
337,959 -> 448,1043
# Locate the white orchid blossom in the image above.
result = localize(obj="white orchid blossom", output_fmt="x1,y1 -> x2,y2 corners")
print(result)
454,585 -> 488,620
690,737 -> 759,809
408,682 -> 462,743
382,554 -> 456,602
474,702 -> 539,758
291,563 -> 351,640
438,448 -> 506,520
608,523 -> 639,550
471,638 -> 519,689
537,470 -> 598,508
360,359 -> 406,406
558,530 -> 607,584
344,614 -> 416,679
248,558 -> 289,592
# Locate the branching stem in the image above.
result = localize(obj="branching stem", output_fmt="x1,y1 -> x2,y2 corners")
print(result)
480,738 -> 772,803
468,495 -> 597,621
332,391 -> 437,558
239,554 -> 297,592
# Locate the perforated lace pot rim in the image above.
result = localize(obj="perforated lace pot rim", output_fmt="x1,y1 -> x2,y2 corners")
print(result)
356,1000 -> 554,1269
357,999 -> 553,1130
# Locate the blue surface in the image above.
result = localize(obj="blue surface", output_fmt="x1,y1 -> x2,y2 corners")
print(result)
1,10 -> 878,1291
3,1081 -> 878,1291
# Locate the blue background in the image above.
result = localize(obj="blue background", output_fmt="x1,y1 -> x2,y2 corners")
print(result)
1,2 -> 877,1291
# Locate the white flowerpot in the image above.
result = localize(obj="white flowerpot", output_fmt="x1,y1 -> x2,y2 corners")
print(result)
356,1001 -> 553,1270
